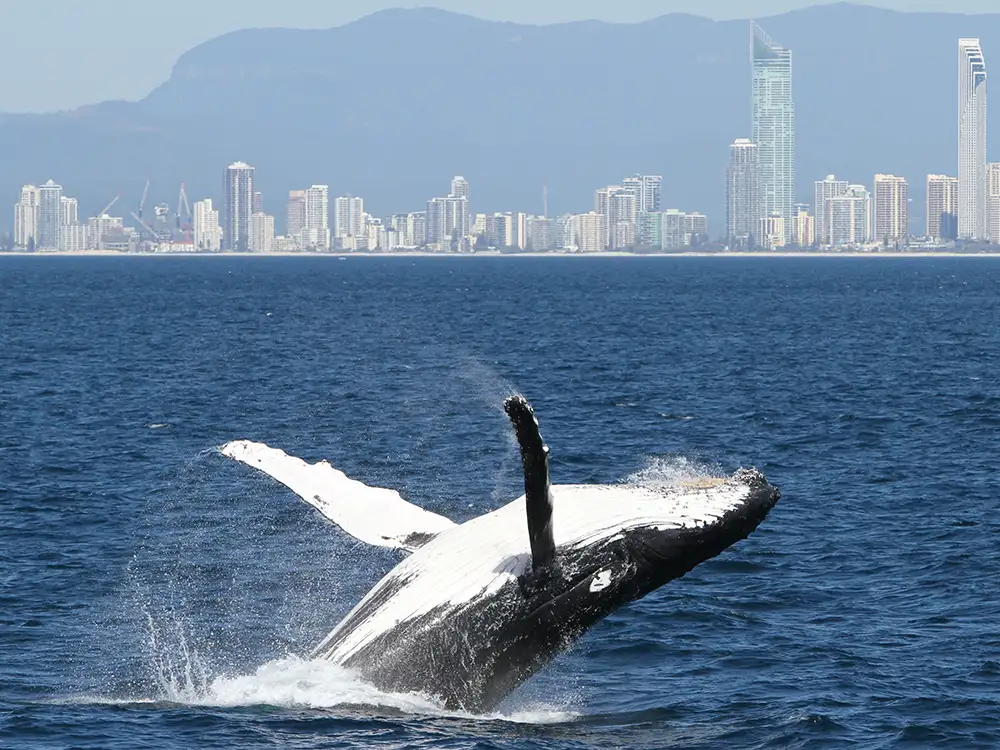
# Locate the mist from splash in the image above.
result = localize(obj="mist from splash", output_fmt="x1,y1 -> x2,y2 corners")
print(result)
624,454 -> 726,488
131,606 -> 575,723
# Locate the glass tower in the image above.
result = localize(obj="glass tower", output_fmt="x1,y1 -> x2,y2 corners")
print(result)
958,38 -> 987,241
751,23 -> 795,242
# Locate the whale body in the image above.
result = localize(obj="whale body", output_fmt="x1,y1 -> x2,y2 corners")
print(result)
221,396 -> 779,712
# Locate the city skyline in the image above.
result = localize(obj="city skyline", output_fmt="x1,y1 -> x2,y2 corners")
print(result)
6,24 -> 998,253
1,5 -> 998,235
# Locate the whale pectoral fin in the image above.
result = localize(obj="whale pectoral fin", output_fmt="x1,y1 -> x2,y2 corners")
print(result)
220,440 -> 456,552
503,395 -> 556,573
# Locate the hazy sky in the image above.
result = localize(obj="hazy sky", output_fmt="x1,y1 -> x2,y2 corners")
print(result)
1,0 -> 997,112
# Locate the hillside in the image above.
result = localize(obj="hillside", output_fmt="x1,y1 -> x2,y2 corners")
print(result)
1,3 -> 995,230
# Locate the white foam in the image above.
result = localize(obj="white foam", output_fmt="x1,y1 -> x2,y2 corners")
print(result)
65,657 -> 577,724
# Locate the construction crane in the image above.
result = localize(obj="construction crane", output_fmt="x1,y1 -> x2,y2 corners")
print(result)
99,195 -> 119,217
95,195 -> 120,251
130,211 -> 159,243
138,178 -> 150,221
176,182 -> 193,244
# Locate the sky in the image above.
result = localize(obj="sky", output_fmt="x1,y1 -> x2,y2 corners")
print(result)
1,0 -> 997,113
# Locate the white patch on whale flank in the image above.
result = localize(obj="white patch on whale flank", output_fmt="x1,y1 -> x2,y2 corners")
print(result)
589,569 -> 612,592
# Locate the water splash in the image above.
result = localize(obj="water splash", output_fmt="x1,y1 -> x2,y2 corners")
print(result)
624,455 -> 725,489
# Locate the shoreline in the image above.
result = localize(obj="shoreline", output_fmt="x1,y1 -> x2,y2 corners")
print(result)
1,250 -> 998,259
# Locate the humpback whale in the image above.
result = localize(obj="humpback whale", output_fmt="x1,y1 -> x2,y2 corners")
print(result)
221,396 -> 779,712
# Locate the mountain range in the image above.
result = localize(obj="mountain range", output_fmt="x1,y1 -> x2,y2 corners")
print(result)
2,2 -> 998,232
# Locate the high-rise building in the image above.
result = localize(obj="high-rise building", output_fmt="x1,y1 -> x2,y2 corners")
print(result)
988,164 -> 1000,244
253,191 -> 263,214
683,213 -> 708,246
872,174 -> 909,245
726,138 -> 761,248
14,185 -> 39,249
569,212 -> 606,253
193,198 -> 222,251
661,210 -> 686,250
60,196 -> 78,227
638,211 -> 663,248
303,185 -> 330,250
814,175 -> 849,245
926,174 -> 959,240
390,212 -> 425,247
959,38 -> 988,240
595,185 -> 640,249
791,204 -> 815,247
449,176 -> 470,238
622,174 -> 662,214
223,161 -> 255,251
286,190 -> 307,243
250,212 -> 275,252
334,196 -> 365,244
752,23 -> 795,242
425,195 -> 469,248
829,185 -> 871,246
526,216 -> 555,251
760,213 -> 786,249
609,191 -> 637,249
450,176 -> 469,200
37,180 -> 63,250
58,224 -> 88,252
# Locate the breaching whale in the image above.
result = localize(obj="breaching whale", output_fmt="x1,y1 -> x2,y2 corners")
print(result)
221,396 -> 779,712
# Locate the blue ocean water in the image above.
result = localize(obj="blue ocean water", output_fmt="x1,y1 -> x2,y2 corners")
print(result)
2,255 -> 1000,749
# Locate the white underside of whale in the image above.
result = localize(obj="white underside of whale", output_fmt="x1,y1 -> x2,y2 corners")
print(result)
221,440 -> 755,666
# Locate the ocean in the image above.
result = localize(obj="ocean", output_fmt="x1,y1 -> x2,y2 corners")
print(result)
2,255 -> 1000,748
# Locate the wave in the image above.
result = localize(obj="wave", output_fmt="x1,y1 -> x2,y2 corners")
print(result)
62,656 -> 576,725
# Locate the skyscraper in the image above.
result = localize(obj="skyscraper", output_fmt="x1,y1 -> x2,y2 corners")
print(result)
304,185 -> 330,250
872,174 -> 909,245
752,23 -> 795,242
791,205 -> 815,247
450,176 -> 469,200
193,198 -> 222,251
988,164 -> 1000,244
814,175 -> 849,245
759,213 -> 786,249
251,212 -> 275,252
60,196 -> 78,227
726,138 -> 761,249
569,212 -> 606,253
37,179 -> 63,251
286,190 -> 307,242
335,196 -> 365,244
622,174 -> 663,214
828,185 -> 871,246
958,38 -> 988,240
223,161 -> 255,251
14,185 -> 39,249
926,174 -> 959,240
595,185 -> 640,249
609,191 -> 637,249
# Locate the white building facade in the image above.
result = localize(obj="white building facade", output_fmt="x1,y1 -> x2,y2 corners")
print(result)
959,38 -> 988,240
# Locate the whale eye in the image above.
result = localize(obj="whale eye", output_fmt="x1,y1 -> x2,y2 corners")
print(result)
589,569 -> 612,592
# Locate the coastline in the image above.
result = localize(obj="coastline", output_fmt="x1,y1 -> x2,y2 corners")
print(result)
2,250 -> 999,259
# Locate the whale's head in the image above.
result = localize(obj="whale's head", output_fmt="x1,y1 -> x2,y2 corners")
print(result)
515,469 -> 780,628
